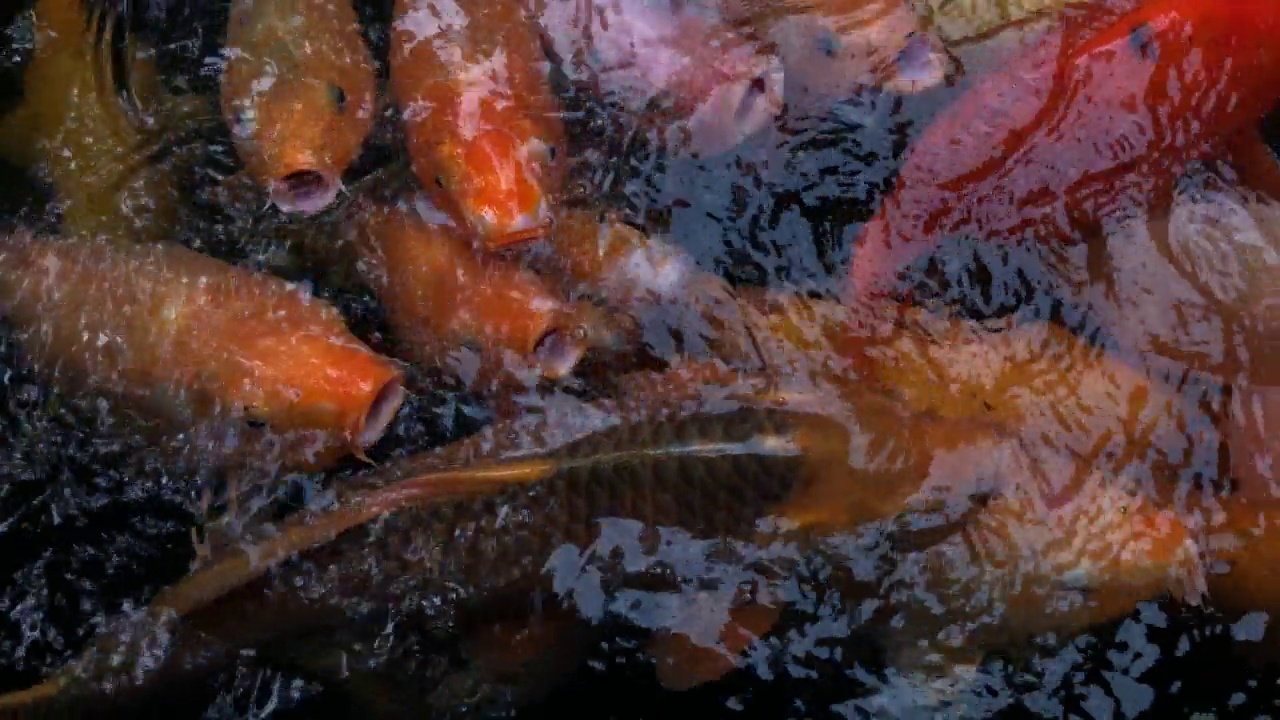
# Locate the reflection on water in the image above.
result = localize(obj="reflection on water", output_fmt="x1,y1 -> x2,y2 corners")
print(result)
3,0 -> 1280,717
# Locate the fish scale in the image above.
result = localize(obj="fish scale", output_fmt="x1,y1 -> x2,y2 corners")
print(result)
275,409 -> 815,611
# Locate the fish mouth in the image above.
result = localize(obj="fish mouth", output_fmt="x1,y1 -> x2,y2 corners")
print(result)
474,195 -> 554,249
531,328 -> 588,381
355,375 -> 406,448
270,170 -> 342,216
685,56 -> 785,155
880,33 -> 952,95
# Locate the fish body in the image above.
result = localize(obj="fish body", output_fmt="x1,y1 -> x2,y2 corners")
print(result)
0,231 -> 405,471
533,0 -> 784,155
887,463 -> 1202,666
221,0 -> 377,216
390,0 -> 565,249
350,199 -> 630,389
5,407 -> 862,713
847,0 -> 1280,304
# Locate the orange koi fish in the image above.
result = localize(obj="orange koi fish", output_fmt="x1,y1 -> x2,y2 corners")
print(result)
350,199 -> 629,391
220,0 -> 377,216
0,231 -> 405,471
390,0 -> 565,249
847,0 -> 1280,308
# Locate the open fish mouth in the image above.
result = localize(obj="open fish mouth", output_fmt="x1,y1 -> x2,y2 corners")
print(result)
270,170 -> 342,216
531,327 -> 589,380
685,56 -> 785,155
356,374 -> 406,448
880,32 -> 953,95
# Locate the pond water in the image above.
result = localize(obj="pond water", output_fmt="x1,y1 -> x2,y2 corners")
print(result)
1,0 -> 1280,717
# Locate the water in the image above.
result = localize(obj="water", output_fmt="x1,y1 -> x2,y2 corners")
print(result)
2,0 -> 1280,716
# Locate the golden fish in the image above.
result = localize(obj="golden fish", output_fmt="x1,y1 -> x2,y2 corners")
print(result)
0,230 -> 405,473
350,199 -> 633,392
0,0 -> 205,241
220,0 -> 377,216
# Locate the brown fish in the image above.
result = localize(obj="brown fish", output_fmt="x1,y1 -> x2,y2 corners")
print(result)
220,0 -> 377,216
0,230 -> 405,472
0,369 -> 1011,713
350,199 -> 632,392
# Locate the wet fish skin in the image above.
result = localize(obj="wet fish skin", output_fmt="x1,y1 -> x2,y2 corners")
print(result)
523,209 -> 767,369
350,199 -> 632,392
847,0 -> 1280,306
0,231 -> 405,472
390,0 -> 565,249
0,407 -> 866,714
221,0 -> 377,217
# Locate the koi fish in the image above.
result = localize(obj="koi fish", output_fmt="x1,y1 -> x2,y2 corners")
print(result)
846,0 -> 1280,307
349,199 -> 631,392
220,0 -> 377,216
0,406 -> 872,713
533,0 -> 785,156
0,0 -> 203,241
390,0 -> 565,249
886,460 -> 1203,667
0,230 -> 405,472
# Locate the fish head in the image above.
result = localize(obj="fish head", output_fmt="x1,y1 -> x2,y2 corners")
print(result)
227,331 -> 405,455
681,49 -> 786,156
434,127 -> 556,250
532,301 -> 642,381
1030,479 -> 1206,610
769,4 -> 953,116
221,46 -> 377,217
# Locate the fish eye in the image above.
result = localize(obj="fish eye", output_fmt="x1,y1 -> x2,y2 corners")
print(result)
571,324 -> 590,341
329,83 -> 348,112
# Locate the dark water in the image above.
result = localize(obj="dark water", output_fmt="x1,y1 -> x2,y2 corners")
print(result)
2,0 -> 1280,717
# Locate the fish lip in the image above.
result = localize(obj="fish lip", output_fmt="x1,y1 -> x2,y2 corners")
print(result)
270,170 -> 342,216
531,328 -> 588,380
355,374 -> 406,449
880,33 -> 952,95
473,195 -> 554,248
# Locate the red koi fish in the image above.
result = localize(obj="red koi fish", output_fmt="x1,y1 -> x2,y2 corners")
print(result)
846,0 -> 1280,308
